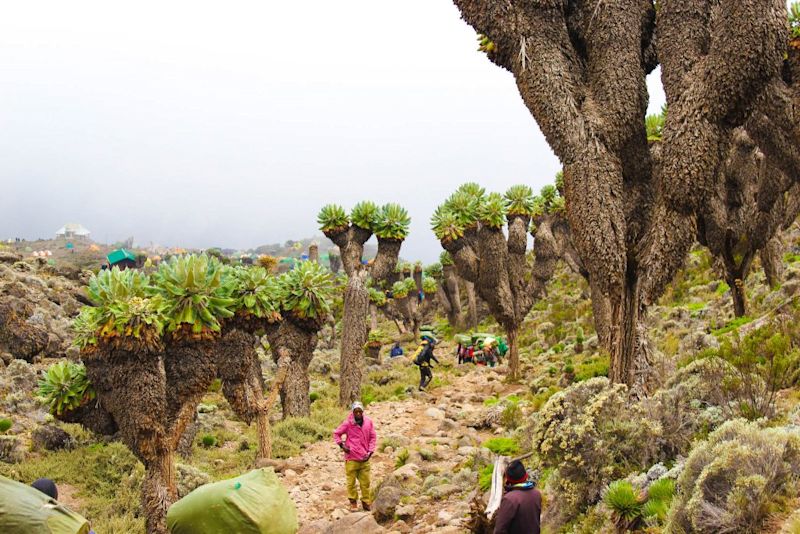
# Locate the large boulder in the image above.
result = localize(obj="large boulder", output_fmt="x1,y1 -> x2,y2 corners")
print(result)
0,297 -> 49,362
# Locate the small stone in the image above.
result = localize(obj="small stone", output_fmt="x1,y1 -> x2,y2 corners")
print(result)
425,408 -> 445,420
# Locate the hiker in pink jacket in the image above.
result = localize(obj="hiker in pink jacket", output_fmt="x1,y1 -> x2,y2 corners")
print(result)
333,401 -> 377,511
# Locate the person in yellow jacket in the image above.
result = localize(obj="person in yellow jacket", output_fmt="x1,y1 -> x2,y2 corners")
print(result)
412,335 -> 440,390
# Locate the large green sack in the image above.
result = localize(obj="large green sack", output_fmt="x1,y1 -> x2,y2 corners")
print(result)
0,475 -> 90,534
471,332 -> 492,344
454,334 -> 471,345
167,468 -> 297,534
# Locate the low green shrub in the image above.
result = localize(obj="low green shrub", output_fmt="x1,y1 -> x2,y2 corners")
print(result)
481,437 -> 520,456
665,419 -> 800,534
531,378 -> 661,528
604,481 -> 643,526
479,464 -> 494,491
395,448 -> 409,468
200,434 -> 217,448
0,418 -> 11,434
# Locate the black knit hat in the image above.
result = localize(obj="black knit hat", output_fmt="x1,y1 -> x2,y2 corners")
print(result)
32,478 -> 58,500
505,460 -> 527,483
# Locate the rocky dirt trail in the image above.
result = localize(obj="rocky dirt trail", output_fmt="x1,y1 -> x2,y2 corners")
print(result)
279,361 -> 525,534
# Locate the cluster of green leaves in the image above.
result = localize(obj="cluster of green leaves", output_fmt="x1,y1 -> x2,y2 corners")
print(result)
152,254 -> 235,337
350,201 -> 379,230
422,276 -> 437,294
790,2 -> 800,38
225,265 -> 281,321
38,361 -> 96,416
440,251 -> 454,266
373,203 -> 411,240
317,204 -> 350,233
368,287 -> 387,307
646,105 -> 667,142
477,33 -> 495,53
76,268 -> 166,349
603,478 -> 675,528
317,202 -> 411,240
276,260 -> 334,322
391,278 -> 417,299
432,180 -> 566,240
424,262 -> 443,279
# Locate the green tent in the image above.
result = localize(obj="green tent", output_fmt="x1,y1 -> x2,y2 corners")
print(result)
167,468 -> 297,534
106,248 -> 136,266
0,475 -> 90,534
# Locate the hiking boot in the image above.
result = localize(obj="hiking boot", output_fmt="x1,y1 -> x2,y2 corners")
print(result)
348,499 -> 359,512
362,501 -> 371,511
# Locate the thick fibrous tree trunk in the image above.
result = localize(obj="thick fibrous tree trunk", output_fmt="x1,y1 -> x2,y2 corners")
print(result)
442,264 -> 464,328
84,345 -> 173,534
697,130 -> 799,317
308,244 -> 319,263
324,224 -> 402,407
215,328 -> 265,425
164,341 -> 218,448
338,270 -> 369,407
761,235 -> 785,288
266,318 -> 320,418
452,0 -> 792,389
464,280 -> 478,329
328,252 -> 341,274
370,304 -> 378,330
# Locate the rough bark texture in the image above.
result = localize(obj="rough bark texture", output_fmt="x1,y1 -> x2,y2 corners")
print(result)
761,234 -> 785,288
452,0 -> 794,389
442,264 -> 465,329
463,279 -> 479,329
58,400 -> 118,437
697,130 -> 800,316
324,223 -> 403,407
215,328 -> 264,423
338,270 -> 370,407
266,319 -> 320,418
164,341 -> 218,447
83,344 -> 174,534
441,214 -> 568,380
308,243 -> 319,264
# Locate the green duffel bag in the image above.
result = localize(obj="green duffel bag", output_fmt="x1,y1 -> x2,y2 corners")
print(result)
471,332 -> 492,344
167,468 -> 297,534
454,334 -> 471,345
0,475 -> 90,534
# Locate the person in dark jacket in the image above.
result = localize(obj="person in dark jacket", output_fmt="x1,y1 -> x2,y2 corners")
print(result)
412,336 -> 439,390
494,460 -> 542,534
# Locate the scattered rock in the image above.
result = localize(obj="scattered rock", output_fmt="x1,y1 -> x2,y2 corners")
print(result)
0,435 -> 22,463
176,463 -> 212,498
372,483 -> 403,521
325,511 -> 386,533
424,407 -> 445,420
31,424 -> 74,451
427,483 -> 459,500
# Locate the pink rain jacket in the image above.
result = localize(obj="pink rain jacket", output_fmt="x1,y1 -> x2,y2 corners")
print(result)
333,413 -> 376,462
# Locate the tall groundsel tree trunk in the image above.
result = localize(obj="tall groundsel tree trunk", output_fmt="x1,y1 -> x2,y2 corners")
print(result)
451,0 -> 794,390
464,280 -> 479,329
339,270 -> 369,407
320,203 -> 407,407
266,318 -> 323,418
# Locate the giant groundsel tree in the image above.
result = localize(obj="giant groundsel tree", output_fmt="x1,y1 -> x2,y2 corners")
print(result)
432,182 -> 575,380
451,0 -> 799,389
318,202 -> 409,406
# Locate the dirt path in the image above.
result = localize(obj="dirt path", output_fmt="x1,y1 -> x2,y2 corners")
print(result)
280,363 -> 524,529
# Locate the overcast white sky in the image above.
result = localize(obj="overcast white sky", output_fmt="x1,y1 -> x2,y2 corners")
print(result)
0,1 -> 665,261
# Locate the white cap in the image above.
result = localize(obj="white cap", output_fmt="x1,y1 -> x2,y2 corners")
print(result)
351,401 -> 364,412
